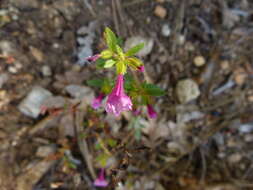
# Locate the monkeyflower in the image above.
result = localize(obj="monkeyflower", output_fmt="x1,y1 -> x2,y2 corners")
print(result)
91,93 -> 105,109
147,104 -> 157,119
94,168 -> 108,187
105,74 -> 132,116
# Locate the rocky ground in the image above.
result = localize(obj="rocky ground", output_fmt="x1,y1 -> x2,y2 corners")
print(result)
0,0 -> 253,190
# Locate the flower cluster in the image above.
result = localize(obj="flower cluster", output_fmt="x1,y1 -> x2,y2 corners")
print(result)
87,28 -> 165,118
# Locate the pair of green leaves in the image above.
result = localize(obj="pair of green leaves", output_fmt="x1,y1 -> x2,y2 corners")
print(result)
97,27 -> 145,74
87,76 -> 165,97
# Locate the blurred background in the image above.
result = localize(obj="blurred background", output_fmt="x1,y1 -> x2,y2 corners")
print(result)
0,0 -> 253,189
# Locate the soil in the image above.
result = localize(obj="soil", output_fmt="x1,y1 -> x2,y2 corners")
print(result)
0,0 -> 253,190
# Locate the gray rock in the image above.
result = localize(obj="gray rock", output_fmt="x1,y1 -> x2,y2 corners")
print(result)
16,159 -> 56,190
65,85 -> 94,102
0,73 -> 8,88
41,96 -> 66,109
36,145 -> 56,158
76,21 -> 97,66
161,24 -> 171,37
41,65 -> 52,77
176,79 -> 200,104
124,36 -> 154,57
18,86 -> 53,118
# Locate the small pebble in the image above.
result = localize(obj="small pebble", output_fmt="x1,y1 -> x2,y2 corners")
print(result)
194,56 -> 206,67
177,35 -> 185,45
41,65 -> 52,77
154,5 -> 167,19
220,60 -> 230,70
30,46 -> 44,62
248,95 -> 253,102
228,153 -> 242,163
234,68 -> 247,85
36,145 -> 56,158
161,24 -> 171,37
244,134 -> 253,142
0,73 -> 9,88
185,42 -> 195,51
176,79 -> 200,104
8,66 -> 18,73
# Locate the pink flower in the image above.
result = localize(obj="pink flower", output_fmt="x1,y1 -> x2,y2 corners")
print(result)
91,93 -> 104,109
147,104 -> 157,119
94,168 -> 108,187
105,74 -> 133,116
138,65 -> 145,72
86,54 -> 100,62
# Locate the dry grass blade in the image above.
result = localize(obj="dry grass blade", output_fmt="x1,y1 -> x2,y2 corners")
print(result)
74,106 -> 96,180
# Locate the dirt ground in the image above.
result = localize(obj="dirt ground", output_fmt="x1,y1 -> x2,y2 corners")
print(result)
1,0 -> 253,190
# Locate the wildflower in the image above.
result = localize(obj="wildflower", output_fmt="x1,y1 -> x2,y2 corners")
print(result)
147,104 -> 157,119
86,54 -> 100,62
106,74 -> 132,116
138,65 -> 145,72
91,93 -> 105,109
94,168 -> 108,187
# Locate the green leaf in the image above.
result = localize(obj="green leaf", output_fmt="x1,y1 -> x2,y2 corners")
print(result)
142,83 -> 166,96
104,27 -> 118,52
87,79 -> 104,87
126,57 -> 143,70
104,59 -> 116,68
125,43 -> 144,57
107,138 -> 117,147
96,58 -> 106,68
95,142 -> 102,150
101,49 -> 113,59
124,74 -> 134,91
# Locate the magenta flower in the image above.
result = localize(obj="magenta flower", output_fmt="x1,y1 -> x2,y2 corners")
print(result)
94,168 -> 108,187
105,74 -> 133,116
86,54 -> 100,62
138,65 -> 145,72
147,104 -> 157,119
91,93 -> 104,109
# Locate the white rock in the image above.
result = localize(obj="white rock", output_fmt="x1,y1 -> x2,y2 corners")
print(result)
18,86 -> 53,118
124,36 -> 154,57
161,24 -> 171,37
239,122 -> 253,133
176,79 -> 200,104
41,65 -> 52,77
65,85 -> 94,102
